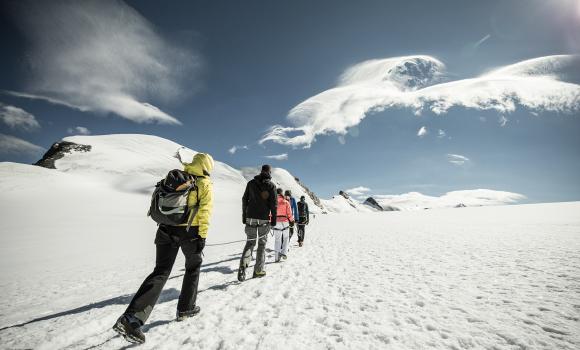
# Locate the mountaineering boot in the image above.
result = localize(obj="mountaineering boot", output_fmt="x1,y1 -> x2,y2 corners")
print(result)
176,306 -> 201,321
113,314 -> 145,344
253,270 -> 266,278
281,254 -> 287,261
237,263 -> 246,282
299,242 -> 303,247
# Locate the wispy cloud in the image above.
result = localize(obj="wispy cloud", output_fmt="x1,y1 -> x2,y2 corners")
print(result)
447,153 -> 470,166
8,0 -> 201,124
417,126 -> 428,137
499,115 -> 509,127
228,145 -> 249,155
0,133 -> 44,155
67,126 -> 91,135
260,55 -> 580,148
437,129 -> 447,138
264,153 -> 288,161
0,103 -> 40,131
473,34 -> 491,49
345,186 -> 371,197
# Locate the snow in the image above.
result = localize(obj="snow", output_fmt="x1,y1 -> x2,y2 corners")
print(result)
1,134 -> 577,349
374,189 -> 526,211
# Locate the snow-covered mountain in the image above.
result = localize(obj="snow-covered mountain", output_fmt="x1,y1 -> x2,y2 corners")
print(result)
373,189 -> 526,211
0,134 -> 526,225
320,190 -> 375,213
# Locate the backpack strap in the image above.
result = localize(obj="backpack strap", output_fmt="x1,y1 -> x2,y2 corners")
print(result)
186,175 -> 201,232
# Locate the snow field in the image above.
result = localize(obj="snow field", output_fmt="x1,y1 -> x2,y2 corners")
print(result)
1,202 -> 579,349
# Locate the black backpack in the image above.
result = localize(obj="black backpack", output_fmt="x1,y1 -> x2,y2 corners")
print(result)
148,169 -> 199,230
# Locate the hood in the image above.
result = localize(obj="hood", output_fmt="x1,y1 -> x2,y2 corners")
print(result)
254,172 -> 271,182
184,153 -> 214,177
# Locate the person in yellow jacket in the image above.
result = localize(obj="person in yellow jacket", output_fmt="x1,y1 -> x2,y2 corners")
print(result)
113,152 -> 214,344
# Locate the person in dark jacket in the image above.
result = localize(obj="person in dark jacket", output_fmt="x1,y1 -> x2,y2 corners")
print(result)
297,196 -> 310,247
284,190 -> 298,240
238,164 -> 277,281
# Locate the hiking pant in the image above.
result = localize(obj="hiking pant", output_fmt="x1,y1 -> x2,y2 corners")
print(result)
297,224 -> 306,243
273,223 -> 290,261
241,218 -> 270,273
125,225 -> 205,324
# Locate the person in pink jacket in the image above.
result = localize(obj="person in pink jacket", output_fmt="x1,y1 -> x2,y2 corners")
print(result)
272,188 -> 294,262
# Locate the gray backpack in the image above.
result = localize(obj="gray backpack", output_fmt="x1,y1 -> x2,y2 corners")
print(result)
148,169 -> 199,231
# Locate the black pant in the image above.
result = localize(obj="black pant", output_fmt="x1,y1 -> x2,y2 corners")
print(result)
125,225 -> 205,324
289,225 -> 294,239
297,224 -> 306,243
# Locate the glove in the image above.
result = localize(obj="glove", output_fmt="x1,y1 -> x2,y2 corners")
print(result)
289,221 -> 294,227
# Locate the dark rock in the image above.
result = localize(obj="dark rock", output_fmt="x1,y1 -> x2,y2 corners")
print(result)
363,197 -> 384,211
34,141 -> 91,169
455,203 -> 467,208
338,190 -> 349,199
295,177 -> 324,210
382,205 -> 401,212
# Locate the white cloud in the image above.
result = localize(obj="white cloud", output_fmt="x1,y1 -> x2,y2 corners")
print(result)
499,115 -> 509,127
67,126 -> 91,135
437,129 -> 446,138
8,0 -> 201,124
260,55 -> 580,148
0,103 -> 40,131
264,153 -> 288,161
447,153 -> 470,165
228,145 -> 249,155
345,186 -> 371,196
417,126 -> 428,137
0,133 -> 44,155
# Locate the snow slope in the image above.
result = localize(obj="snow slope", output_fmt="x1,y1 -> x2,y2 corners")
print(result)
1,133 -> 571,350
0,200 -> 579,349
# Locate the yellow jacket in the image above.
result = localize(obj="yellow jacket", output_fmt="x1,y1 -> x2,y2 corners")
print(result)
181,153 -> 214,238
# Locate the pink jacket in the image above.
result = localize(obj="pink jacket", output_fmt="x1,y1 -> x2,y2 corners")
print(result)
275,195 -> 294,223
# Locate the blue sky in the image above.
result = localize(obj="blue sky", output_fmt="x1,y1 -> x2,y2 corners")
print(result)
0,0 -> 579,202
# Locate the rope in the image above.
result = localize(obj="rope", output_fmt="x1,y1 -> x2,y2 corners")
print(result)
204,230 -> 272,247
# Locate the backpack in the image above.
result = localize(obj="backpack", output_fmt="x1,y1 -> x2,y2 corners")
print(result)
148,169 -> 199,231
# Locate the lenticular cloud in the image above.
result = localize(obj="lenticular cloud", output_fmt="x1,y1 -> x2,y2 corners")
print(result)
9,0 -> 201,124
261,55 -> 580,148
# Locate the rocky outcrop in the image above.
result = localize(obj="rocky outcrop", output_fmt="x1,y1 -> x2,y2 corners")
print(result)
34,141 -> 91,169
382,205 -> 401,211
294,176 -> 324,210
455,203 -> 467,208
363,197 -> 384,211
339,190 -> 349,199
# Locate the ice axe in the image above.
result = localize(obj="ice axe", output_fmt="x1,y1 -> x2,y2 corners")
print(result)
174,146 -> 187,165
